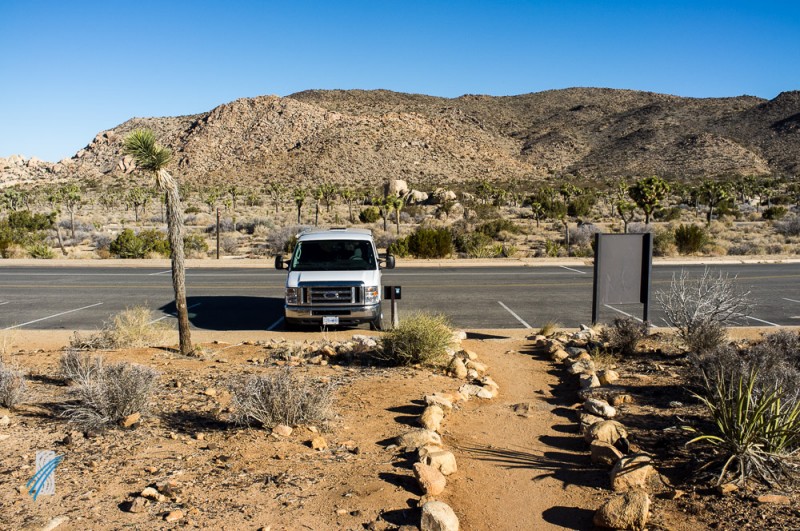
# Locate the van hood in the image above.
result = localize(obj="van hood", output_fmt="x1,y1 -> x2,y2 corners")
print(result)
287,270 -> 380,287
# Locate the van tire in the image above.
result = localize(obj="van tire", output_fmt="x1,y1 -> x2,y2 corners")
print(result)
370,315 -> 383,331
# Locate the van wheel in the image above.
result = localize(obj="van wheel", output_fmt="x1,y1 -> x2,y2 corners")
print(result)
370,316 -> 383,331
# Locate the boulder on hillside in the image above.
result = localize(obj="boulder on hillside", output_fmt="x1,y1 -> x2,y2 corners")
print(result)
385,179 -> 409,197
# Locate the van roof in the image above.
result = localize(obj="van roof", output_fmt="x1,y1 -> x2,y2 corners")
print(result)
297,227 -> 374,242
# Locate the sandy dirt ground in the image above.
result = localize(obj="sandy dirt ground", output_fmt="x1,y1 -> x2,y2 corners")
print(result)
2,327 -> 798,530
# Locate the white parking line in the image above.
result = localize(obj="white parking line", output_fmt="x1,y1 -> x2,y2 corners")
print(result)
148,303 -> 202,324
148,270 -> 172,276
559,265 -> 587,274
782,297 -> 800,304
0,301 -> 10,306
497,301 -> 532,329
267,317 -> 285,331
741,315 -> 780,327
3,302 -> 104,330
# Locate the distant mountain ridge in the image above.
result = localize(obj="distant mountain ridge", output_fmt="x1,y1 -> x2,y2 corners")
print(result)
2,87 -> 798,189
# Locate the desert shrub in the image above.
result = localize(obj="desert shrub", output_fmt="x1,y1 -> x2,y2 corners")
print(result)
62,361 -> 159,430
221,235 -> 239,255
69,307 -> 170,350
653,229 -> 676,256
727,241 -> 763,255
0,211 -> 54,257
688,366 -> 800,486
0,362 -> 26,408
407,227 -> 453,258
569,223 -> 601,249
238,217 -> 273,235
59,350 -> 104,384
266,225 -> 309,254
359,207 -> 381,223
602,317 -> 648,356
377,312 -> 454,366
387,237 -> 410,257
26,242 -> 53,259
543,239 -> 561,257
567,195 -> 595,217
476,219 -> 519,238
775,217 -> 800,237
109,229 -> 170,258
656,268 -> 751,353
229,369 -> 334,428
654,206 -> 682,221
455,231 -> 494,257
762,206 -> 788,221
92,233 -> 113,251
184,205 -> 202,214
674,224 -> 708,254
536,321 -> 560,337
183,233 -> 208,255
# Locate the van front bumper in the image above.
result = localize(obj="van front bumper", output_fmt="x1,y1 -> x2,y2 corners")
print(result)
285,304 -> 380,325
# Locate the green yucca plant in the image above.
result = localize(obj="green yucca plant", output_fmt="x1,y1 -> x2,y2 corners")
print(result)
686,367 -> 800,486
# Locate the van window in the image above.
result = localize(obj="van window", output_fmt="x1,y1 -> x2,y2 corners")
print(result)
290,240 -> 377,271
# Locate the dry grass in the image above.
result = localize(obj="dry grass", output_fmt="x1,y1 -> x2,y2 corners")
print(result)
69,306 -> 170,350
536,321 -> 561,337
229,369 -> 335,429
0,362 -> 27,408
376,312 -> 454,367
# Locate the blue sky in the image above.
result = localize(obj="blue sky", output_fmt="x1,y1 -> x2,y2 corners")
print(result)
1,0 -> 798,162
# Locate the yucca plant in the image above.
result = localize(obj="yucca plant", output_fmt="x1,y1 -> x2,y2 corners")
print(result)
687,367 -> 800,486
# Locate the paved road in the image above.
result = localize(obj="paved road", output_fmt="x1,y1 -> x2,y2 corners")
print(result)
0,264 -> 798,331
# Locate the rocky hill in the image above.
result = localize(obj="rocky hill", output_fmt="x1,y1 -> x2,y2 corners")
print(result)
2,87 -> 799,190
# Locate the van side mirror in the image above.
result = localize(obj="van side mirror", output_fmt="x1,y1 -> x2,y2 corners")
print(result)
383,254 -> 396,270
274,254 -> 286,270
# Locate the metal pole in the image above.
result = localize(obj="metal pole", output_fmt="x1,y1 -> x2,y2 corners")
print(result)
391,289 -> 399,328
591,233 -> 601,325
641,232 -> 653,327
216,208 -> 220,259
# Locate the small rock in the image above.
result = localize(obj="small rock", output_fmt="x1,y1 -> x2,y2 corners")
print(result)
591,441 -> 624,466
320,345 -> 337,357
610,455 -> 658,492
164,509 -> 184,522
458,383 -> 484,397
448,357 -> 468,379
422,450 -> 457,475
424,394 -> 454,412
413,463 -> 447,496
203,388 -> 217,397
580,373 -> 601,389
126,496 -> 149,513
757,494 -> 790,504
610,394 -> 633,407
0,434 -> 10,441
397,429 -> 442,451
141,486 -> 166,502
144,466 -> 158,473
194,432 -> 205,441
120,412 -> 141,428
272,424 -> 293,437
0,415 -> 10,428
598,369 -> 620,386
550,348 -> 570,362
716,483 -> 739,495
465,369 -> 479,380
465,360 -> 488,374
417,444 -> 443,459
452,330 -> 468,342
40,516 -> 70,531
420,405 -> 445,432
421,500 -> 459,531
669,489 -> 685,500
579,413 -> 603,434
512,402 -> 532,417
594,489 -> 650,530
668,401 -> 683,408
310,435 -> 328,451
585,398 -> 616,419
585,420 -> 628,445
568,359 -> 595,375
459,349 -> 478,361
566,346 -> 588,358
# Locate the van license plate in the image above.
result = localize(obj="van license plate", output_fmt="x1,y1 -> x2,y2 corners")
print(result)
322,316 -> 339,325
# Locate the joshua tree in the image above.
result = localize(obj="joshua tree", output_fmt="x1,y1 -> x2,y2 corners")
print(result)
293,188 -> 306,224
700,180 -> 731,225
528,199 -> 544,228
123,129 -> 193,356
388,195 -> 404,235
312,187 -> 323,226
319,183 -> 338,213
629,176 -> 670,225
126,186 -> 149,223
616,199 -> 636,234
59,183 -> 83,240
266,181 -> 286,215
341,188 -> 357,223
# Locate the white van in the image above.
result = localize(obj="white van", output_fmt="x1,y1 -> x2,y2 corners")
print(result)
275,228 -> 395,329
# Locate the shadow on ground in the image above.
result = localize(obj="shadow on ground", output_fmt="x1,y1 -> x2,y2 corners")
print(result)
159,296 -> 283,330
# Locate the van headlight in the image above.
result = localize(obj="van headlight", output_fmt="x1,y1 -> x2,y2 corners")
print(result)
285,287 -> 299,304
365,286 -> 379,304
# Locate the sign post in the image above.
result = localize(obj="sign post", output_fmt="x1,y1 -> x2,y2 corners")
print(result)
592,233 -> 653,325
384,286 -> 401,328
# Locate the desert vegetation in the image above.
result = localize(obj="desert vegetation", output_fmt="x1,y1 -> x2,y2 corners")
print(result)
0,173 -> 799,261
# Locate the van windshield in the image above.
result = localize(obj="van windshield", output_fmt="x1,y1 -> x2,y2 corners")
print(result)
290,240 -> 377,271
